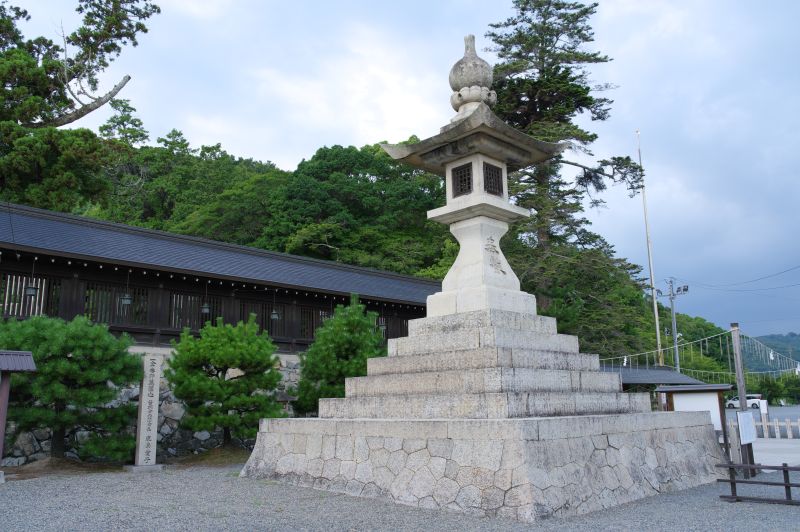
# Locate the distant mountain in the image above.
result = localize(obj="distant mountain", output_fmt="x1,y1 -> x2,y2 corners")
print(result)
757,332 -> 800,361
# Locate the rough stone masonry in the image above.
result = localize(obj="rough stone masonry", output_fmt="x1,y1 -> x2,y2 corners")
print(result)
240,35 -> 722,522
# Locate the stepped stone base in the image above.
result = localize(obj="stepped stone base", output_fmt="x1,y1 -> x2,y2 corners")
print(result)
241,412 -> 722,521
242,308 -> 723,521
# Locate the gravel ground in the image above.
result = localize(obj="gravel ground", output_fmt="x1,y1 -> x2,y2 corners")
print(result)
1,463 -> 797,532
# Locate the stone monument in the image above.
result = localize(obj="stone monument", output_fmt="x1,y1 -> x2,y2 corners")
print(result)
125,352 -> 166,472
242,35 -> 722,521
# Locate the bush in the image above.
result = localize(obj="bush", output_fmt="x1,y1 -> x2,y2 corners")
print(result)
294,294 -> 386,415
0,316 -> 141,461
165,315 -> 283,445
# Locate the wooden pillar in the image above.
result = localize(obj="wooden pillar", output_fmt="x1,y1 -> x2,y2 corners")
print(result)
222,290 -> 237,324
719,390 -> 732,463
57,274 -> 83,320
0,371 -> 10,460
731,323 -> 755,475
289,298 -> 299,352
148,284 -> 169,345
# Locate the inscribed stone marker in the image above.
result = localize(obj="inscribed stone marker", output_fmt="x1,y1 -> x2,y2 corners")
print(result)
135,353 -> 164,467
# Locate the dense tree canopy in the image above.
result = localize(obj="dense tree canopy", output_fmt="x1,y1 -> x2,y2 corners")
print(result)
0,0 -> 159,128
0,0 -> 159,212
91,140 -> 450,276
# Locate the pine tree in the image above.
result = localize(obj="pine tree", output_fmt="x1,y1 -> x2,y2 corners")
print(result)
99,99 -> 150,146
0,316 -> 141,460
165,315 -> 283,445
294,295 -> 386,415
477,0 -> 666,359
487,0 -> 643,310
0,1 -> 159,212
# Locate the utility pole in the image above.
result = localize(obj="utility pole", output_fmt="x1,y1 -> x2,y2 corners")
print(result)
666,278 -> 688,371
637,130 -> 663,364
731,322 -> 754,475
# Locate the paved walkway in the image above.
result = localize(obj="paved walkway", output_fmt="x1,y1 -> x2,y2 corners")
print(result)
1,462 -> 797,531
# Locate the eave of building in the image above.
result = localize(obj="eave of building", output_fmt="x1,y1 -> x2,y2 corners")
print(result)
0,203 -> 440,306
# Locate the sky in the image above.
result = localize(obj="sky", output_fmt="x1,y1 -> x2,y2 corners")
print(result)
21,1 -> 800,338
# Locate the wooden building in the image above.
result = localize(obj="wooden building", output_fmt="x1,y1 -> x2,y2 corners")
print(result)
0,203 -> 438,353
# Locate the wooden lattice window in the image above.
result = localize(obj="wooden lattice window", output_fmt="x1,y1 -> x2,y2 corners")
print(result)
170,292 -> 220,330
378,316 -> 408,338
300,306 -> 328,340
0,273 -> 60,318
451,163 -> 473,197
483,162 -> 503,196
86,281 -> 148,326
240,300 -> 265,328
267,303 -> 287,337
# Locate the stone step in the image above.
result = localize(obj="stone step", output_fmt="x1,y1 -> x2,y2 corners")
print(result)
407,309 -> 557,337
367,347 -> 600,376
318,391 -> 650,419
388,328 -> 579,357
346,368 -> 621,397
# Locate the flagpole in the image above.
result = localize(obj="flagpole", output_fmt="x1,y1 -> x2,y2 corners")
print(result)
637,130 -> 663,365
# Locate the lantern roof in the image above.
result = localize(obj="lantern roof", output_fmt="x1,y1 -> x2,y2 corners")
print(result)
382,35 -> 566,176
382,102 -> 565,176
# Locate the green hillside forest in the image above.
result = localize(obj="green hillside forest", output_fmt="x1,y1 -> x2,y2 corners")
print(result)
2,0 -> 776,382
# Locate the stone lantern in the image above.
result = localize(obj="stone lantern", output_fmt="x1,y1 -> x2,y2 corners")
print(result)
383,35 -> 563,318
242,35 -> 723,523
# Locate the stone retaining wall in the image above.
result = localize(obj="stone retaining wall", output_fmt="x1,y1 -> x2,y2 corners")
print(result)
241,412 -> 722,522
2,352 -> 300,467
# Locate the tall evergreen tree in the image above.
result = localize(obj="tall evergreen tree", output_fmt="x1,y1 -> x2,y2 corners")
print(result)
0,0 -> 159,211
99,99 -> 149,146
485,1 -> 653,358
487,1 -> 643,298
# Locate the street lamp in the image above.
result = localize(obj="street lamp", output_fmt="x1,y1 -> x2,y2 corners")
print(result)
665,279 -> 688,371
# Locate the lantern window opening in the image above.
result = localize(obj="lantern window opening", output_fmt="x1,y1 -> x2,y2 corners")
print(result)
483,162 -> 503,196
451,162 -> 473,198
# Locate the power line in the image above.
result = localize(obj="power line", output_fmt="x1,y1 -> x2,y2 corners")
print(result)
675,280 -> 800,303
738,315 -> 800,325
711,264 -> 800,287
694,281 -> 800,293
675,264 -> 800,290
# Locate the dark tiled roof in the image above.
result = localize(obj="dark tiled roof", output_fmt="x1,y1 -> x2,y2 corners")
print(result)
600,365 -> 706,385
655,384 -> 733,393
0,350 -> 36,372
0,204 -> 440,305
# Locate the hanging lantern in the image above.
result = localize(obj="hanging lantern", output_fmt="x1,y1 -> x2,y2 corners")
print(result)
201,280 -> 211,315
25,256 -> 38,297
120,269 -> 132,306
271,288 -> 280,320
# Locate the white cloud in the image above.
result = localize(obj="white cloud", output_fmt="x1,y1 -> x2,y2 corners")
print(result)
250,23 -> 448,158
158,0 -> 234,20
